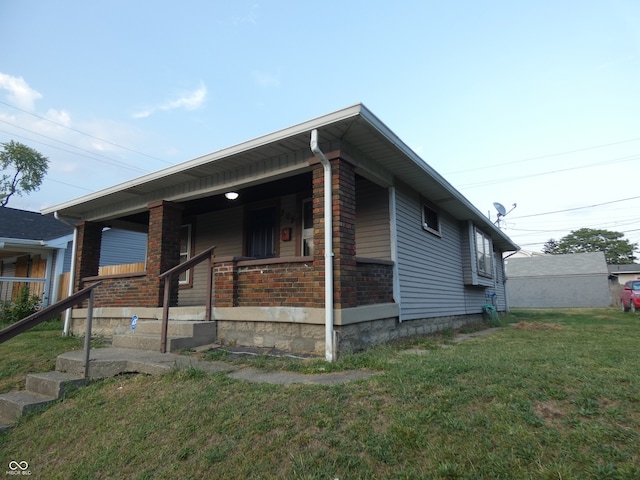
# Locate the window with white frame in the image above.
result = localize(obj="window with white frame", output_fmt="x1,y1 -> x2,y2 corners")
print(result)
301,198 -> 314,256
422,202 -> 441,236
475,228 -> 492,277
179,224 -> 192,284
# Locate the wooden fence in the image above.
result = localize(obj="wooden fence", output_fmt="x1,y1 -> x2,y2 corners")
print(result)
57,262 -> 145,301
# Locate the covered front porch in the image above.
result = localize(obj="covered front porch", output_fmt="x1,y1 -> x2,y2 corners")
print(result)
66,145 -> 397,355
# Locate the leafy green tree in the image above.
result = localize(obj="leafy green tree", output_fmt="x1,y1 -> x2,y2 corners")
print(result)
543,228 -> 637,264
541,238 -> 559,255
0,140 -> 49,207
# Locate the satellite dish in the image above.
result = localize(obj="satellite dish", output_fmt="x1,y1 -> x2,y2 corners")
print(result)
493,202 -> 517,227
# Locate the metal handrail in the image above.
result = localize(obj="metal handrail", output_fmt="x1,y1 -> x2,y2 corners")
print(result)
0,281 -> 102,345
0,281 -> 102,379
158,246 -> 215,353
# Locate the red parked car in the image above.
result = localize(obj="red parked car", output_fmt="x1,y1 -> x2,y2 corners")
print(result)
621,280 -> 640,313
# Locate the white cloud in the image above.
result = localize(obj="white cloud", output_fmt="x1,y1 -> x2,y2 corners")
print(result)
232,3 -> 259,26
0,72 -> 42,110
133,82 -> 208,119
253,69 -> 281,88
45,108 -> 72,126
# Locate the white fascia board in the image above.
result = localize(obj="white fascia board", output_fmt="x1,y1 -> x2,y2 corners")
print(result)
42,104 -> 365,216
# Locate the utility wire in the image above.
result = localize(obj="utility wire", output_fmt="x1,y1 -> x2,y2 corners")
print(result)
509,195 -> 640,219
444,136 -> 640,175
0,99 -> 173,165
0,125 -> 148,173
457,153 -> 639,189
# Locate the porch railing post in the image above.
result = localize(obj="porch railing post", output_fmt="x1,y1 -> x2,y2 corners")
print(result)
160,275 -> 171,353
205,254 -> 213,322
83,287 -> 96,379
157,245 -> 215,352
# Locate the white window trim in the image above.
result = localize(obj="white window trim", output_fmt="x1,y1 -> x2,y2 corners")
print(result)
475,228 -> 493,278
301,198 -> 314,256
421,202 -> 442,237
179,224 -> 192,285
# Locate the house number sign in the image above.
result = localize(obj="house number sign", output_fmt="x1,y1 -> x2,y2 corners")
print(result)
131,315 -> 138,330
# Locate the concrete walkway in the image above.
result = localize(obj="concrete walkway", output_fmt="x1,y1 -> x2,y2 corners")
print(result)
56,347 -> 375,386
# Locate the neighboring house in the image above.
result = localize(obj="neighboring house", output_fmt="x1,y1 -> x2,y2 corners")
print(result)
607,264 -> 640,285
42,104 -> 519,357
0,206 -> 73,306
507,249 -> 547,259
506,252 -> 610,308
0,207 -> 147,307
61,227 -> 148,273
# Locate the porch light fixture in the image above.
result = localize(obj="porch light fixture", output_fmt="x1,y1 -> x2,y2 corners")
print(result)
224,191 -> 239,200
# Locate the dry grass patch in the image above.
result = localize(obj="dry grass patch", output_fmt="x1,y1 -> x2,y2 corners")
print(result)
534,400 -> 568,427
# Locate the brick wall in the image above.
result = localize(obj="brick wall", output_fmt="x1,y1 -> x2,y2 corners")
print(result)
74,221 -> 103,291
213,260 -> 238,307
76,201 -> 183,309
236,260 -> 316,307
311,157 -> 358,309
146,200 -> 183,306
84,273 -> 154,307
214,257 -> 317,308
355,259 -> 394,306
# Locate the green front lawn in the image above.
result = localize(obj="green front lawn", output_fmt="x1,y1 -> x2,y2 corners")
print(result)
1,309 -> 639,479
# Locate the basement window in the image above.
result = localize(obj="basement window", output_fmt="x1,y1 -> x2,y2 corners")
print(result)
422,203 -> 441,236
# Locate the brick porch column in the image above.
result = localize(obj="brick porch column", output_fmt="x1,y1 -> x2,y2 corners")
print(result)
312,156 -> 357,310
146,200 -> 183,307
213,259 -> 238,307
74,221 -> 103,291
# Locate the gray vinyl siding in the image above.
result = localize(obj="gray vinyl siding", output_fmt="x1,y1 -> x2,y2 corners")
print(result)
63,240 -> 73,272
493,251 -> 507,311
356,180 -> 391,260
61,230 -> 147,272
395,186 -> 467,320
99,229 -> 147,267
179,206 -> 244,306
395,186 -> 508,320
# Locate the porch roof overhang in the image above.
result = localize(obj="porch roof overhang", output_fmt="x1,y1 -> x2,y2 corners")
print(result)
42,103 -> 518,252
0,234 -> 73,261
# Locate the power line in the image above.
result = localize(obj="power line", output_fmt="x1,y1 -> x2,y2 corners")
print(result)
0,99 -> 173,166
509,196 -> 640,219
0,123 -> 148,174
444,136 -> 640,175
456,153 -> 640,189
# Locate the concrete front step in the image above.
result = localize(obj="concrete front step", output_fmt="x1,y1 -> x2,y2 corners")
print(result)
112,320 -> 217,352
0,391 -> 56,422
25,371 -> 87,398
0,371 -> 87,430
0,413 -> 14,433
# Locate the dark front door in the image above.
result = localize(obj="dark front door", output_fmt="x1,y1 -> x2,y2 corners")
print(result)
248,207 -> 276,258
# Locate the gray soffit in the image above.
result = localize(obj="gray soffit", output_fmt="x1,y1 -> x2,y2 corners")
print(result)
42,103 -> 518,251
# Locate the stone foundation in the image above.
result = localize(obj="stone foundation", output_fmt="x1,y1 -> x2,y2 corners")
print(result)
70,305 -> 485,356
335,313 -> 485,354
69,307 -> 208,338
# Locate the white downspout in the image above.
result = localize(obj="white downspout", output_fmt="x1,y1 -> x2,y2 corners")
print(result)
310,129 -> 335,362
55,212 -> 77,336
